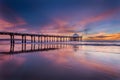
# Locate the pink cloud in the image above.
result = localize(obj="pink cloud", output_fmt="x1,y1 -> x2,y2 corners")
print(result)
75,8 -> 120,30
39,8 -> 120,35
0,5 -> 27,32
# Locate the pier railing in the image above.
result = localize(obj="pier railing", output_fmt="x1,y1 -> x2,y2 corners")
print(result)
0,32 -> 82,44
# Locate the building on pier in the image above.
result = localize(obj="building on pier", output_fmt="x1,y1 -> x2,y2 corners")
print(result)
70,33 -> 82,41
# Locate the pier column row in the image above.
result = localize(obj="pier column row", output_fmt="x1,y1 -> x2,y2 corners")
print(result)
9,35 -> 82,44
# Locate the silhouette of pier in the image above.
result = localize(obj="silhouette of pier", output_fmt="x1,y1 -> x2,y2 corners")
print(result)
0,31 -> 83,54
0,32 -> 82,45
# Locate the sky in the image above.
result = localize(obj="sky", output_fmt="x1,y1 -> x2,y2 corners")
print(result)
0,0 -> 120,40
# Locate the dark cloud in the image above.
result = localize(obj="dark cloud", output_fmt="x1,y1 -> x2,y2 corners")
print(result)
1,0 -> 120,31
2,0 -> 119,22
0,5 -> 21,24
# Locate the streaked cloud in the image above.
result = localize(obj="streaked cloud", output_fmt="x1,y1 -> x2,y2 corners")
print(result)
0,5 -> 27,31
0,0 -> 120,41
86,32 -> 120,40
74,8 -> 120,31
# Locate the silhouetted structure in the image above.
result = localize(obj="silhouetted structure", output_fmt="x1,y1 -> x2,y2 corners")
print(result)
0,32 -> 82,46
70,33 -> 82,41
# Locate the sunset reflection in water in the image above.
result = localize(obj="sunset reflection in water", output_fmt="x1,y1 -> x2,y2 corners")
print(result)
0,42 -> 120,80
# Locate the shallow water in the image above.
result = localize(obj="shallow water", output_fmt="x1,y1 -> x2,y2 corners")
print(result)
0,42 -> 120,80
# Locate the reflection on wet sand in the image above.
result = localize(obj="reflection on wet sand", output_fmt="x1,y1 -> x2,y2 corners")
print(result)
0,43 -> 72,54
0,42 -> 120,80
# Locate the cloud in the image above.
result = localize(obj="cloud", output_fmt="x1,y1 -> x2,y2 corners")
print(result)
0,19 -> 13,30
86,32 -> 120,40
39,8 -> 120,35
0,5 -> 27,32
39,19 -> 76,35
0,18 -> 27,32
74,8 -> 120,31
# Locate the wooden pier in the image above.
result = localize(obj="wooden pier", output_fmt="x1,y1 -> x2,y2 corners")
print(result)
0,32 -> 82,45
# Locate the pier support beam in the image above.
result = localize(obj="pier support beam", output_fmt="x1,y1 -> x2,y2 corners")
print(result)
10,34 -> 15,44
46,36 -> 49,42
10,34 -> 15,52
38,36 -> 40,43
56,37 -> 59,42
31,36 -> 33,43
34,36 -> 35,43
22,35 -> 26,43
40,36 -> 43,43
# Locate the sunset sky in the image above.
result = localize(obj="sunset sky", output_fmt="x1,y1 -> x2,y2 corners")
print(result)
0,0 -> 120,40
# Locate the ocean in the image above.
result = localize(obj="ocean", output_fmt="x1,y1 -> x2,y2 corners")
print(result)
0,41 -> 120,80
